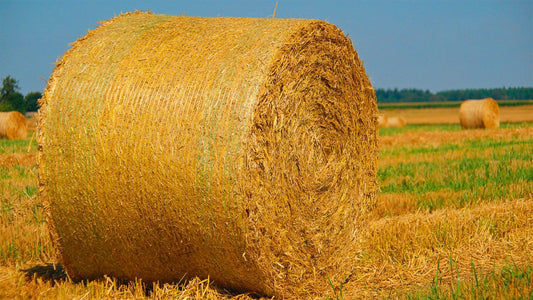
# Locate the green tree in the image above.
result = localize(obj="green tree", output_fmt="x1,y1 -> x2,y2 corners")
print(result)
25,91 -> 42,112
1,76 -> 20,98
0,76 -> 27,113
4,92 -> 26,113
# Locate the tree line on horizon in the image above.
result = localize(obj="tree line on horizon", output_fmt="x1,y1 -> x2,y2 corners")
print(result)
376,87 -> 533,103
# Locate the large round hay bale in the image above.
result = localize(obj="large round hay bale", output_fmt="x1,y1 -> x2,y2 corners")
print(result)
386,116 -> 407,127
38,12 -> 378,298
459,98 -> 500,129
0,111 -> 28,140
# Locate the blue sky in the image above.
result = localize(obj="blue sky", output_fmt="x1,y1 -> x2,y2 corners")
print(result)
0,0 -> 531,95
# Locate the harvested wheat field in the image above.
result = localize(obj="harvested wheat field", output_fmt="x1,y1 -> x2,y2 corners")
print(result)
1,11 -> 532,300
381,104 -> 533,125
1,115 -> 532,299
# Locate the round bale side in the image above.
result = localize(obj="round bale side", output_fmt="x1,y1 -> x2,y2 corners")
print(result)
38,12 -> 378,299
459,98 -> 500,129
0,111 -> 28,140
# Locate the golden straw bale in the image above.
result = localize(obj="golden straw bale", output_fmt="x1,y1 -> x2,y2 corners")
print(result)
377,113 -> 388,127
385,116 -> 407,127
25,111 -> 38,118
38,12 -> 378,299
0,111 -> 28,140
459,98 -> 500,129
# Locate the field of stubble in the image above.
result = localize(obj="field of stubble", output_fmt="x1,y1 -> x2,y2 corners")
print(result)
0,106 -> 532,299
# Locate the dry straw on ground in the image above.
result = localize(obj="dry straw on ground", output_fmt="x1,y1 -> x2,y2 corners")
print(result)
0,111 -> 28,140
0,153 -> 37,168
459,98 -> 500,129
38,12 -> 378,299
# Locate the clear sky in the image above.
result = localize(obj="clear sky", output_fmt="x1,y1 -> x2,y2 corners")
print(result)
0,0 -> 531,95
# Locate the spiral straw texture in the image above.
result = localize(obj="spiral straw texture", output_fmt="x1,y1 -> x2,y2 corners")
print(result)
38,12 -> 378,298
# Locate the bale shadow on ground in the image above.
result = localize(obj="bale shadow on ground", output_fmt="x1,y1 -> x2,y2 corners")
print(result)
21,263 -> 67,284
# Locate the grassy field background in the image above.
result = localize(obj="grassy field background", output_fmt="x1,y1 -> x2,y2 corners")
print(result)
0,107 -> 532,299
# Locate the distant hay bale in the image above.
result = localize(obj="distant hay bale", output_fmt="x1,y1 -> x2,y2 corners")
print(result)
25,111 -> 38,119
0,111 -> 28,140
378,114 -> 388,127
459,98 -> 500,129
377,114 -> 406,128
386,116 -> 407,127
38,12 -> 378,299
25,112 -> 38,131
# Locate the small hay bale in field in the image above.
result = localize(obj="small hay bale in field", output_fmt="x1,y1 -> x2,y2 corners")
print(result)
25,112 -> 38,131
377,113 -> 388,127
0,111 -> 28,140
386,116 -> 407,127
25,111 -> 38,119
38,12 -> 378,299
459,98 -> 500,129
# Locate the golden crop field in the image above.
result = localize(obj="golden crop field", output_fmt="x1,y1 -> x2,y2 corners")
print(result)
381,104 -> 533,125
0,106 -> 532,299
